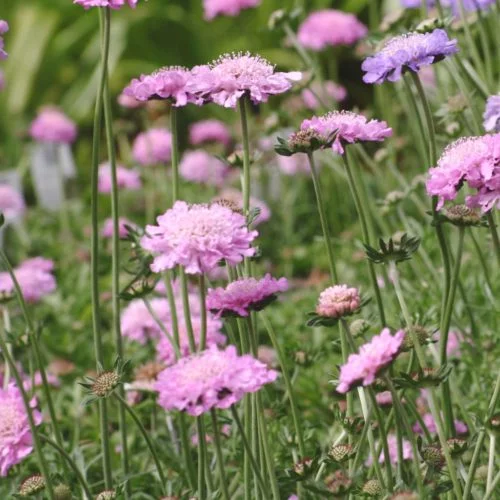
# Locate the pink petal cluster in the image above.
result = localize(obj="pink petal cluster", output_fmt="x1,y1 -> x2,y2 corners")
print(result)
98,162 -> 142,193
180,150 -> 229,187
123,66 -> 200,106
0,384 -> 42,476
301,81 -> 347,110
132,128 -> 172,166
277,153 -> 311,176
117,92 -> 144,109
189,53 -> 302,108
375,391 -> 393,406
217,188 -> 271,225
0,20 -> 8,60
141,201 -> 258,275
0,257 -> 56,303
203,0 -> 261,20
155,345 -> 278,416
297,10 -> 367,51
337,329 -> 404,393
121,298 -> 170,344
23,371 -> 60,392
29,107 -> 77,144
0,184 -> 25,221
74,0 -> 138,9
301,111 -> 392,154
316,285 -> 361,318
413,413 -> 468,435
426,134 -> 500,212
189,119 -> 232,148
207,274 -> 288,317
367,435 -> 413,465
102,217 -> 136,239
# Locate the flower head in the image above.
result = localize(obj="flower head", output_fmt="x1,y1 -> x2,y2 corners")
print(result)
141,201 -> 258,274
121,298 -> 170,344
19,474 -> 46,496
484,94 -> 500,133
297,10 -> 367,51
362,29 -> 458,84
337,329 -> 404,393
102,217 -> 136,239
132,128 -> 172,166
189,52 -> 301,108
300,111 -> 392,154
215,188 -> 271,225
189,119 -> 232,148
0,384 -> 42,476
203,0 -> 261,21
413,413 -> 468,435
207,274 -> 288,317
74,0 -> 138,9
155,345 -> 278,416
302,81 -> 347,110
0,185 -> 25,222
117,92 -> 143,109
316,285 -> 361,319
29,107 -> 77,144
0,20 -> 8,60
98,162 -> 141,193
180,150 -> 229,187
367,435 -> 412,465
277,153 -> 310,176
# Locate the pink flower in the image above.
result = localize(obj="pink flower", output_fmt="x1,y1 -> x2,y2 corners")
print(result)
316,285 -> 361,319
337,329 -> 404,393
301,111 -> 392,154
141,201 -> 258,275
132,128 -> 172,166
102,217 -> 136,239
277,153 -> 311,176
375,391 -> 393,406
189,119 -> 232,148
19,257 -> 54,273
0,384 -> 42,476
413,413 -> 468,436
180,150 -> 229,187
216,188 -> 271,225
155,345 -> 278,416
117,92 -> 144,109
302,81 -> 347,110
23,372 -> 60,392
0,20 -> 8,60
29,107 -> 77,144
297,10 -> 367,51
203,0 -> 261,20
366,435 -> 412,465
121,298 -> 170,344
189,53 -> 302,108
74,0 -> 138,9
98,162 -> 141,193
0,185 -> 25,221
123,66 -> 200,106
207,274 -> 288,317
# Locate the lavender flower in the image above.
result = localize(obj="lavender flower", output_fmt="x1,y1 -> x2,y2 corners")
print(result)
0,20 -> 8,60
484,95 -> 500,133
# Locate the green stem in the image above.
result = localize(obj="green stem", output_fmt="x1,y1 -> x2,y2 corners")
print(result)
179,268 -> 196,352
164,271 -> 181,350
487,212 -> 500,267
487,433 -> 495,491
199,274 -> 207,351
210,410 -> 231,500
196,416 -> 208,500
179,412 -> 197,489
170,106 -> 180,203
484,470 -> 500,500
1,307 -> 12,388
307,152 -> 339,283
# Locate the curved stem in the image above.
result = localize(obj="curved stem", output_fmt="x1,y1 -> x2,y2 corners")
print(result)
170,106 -> 180,203
210,410 -> 231,500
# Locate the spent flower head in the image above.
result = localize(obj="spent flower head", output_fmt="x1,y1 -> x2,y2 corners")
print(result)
18,474 -> 45,497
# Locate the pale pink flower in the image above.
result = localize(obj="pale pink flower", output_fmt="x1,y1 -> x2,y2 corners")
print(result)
203,0 -> 261,20
29,107 -> 77,144
23,372 -> 60,392
121,298 -> 170,344
98,162 -> 141,193
302,81 -> 347,110
180,150 -> 229,187
189,119 -> 232,148
216,188 -> 271,225
101,217 -> 136,239
366,435 -> 412,465
74,0 -> 138,9
117,92 -> 144,109
132,128 -> 172,166
0,185 -> 25,221
413,413 -> 468,435
277,153 -> 310,176
375,391 -> 393,406
316,285 -> 361,319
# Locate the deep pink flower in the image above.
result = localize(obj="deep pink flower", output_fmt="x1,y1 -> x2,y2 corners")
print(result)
102,217 -> 136,239
189,53 -> 302,108
277,153 -> 310,176
413,413 -> 468,436
180,150 -> 229,187
0,384 -> 42,476
189,119 -> 232,148
132,128 -> 172,166
0,185 -> 25,221
216,188 -> 271,225
337,329 -> 404,393
155,345 -> 278,416
141,201 -> 258,275
297,10 -> 367,51
366,435 -> 412,465
98,162 -> 141,193
29,107 -> 77,144
207,274 -> 288,317
302,81 -> 347,110
316,285 -> 361,319
74,0 -> 138,9
0,20 -> 8,60
301,111 -> 392,154
203,0 -> 261,20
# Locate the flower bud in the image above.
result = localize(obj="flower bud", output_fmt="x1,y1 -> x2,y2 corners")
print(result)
92,371 -> 120,397
401,325 -> 431,351
362,478 -> 384,496
54,484 -> 72,500
19,474 -> 45,497
446,438 -> 468,457
421,444 -> 444,468
328,444 -> 355,463
96,491 -> 117,500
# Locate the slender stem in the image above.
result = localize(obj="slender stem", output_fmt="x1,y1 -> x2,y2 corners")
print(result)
307,152 -> 339,282
170,106 -> 180,203
179,268 -> 196,352
210,410 -> 231,500
487,212 -> 500,267
164,271 -> 181,350
1,306 -> 11,389
484,470 -> 500,500
239,96 -> 251,217
487,433 -> 495,491
196,416 -> 208,500
199,274 -> 207,351
179,412 -> 197,489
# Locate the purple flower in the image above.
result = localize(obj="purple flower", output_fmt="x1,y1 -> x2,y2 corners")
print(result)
362,29 -> 458,85
401,0 -> 495,13
141,201 -> 258,275
216,188 -> 271,225
132,128 -> 172,166
0,384 -> 42,476
297,10 -> 367,51
98,162 -> 141,193
337,329 -> 404,393
189,53 -> 302,108
207,274 -> 288,317
74,0 -> 138,9
301,81 -> 347,110
316,285 -> 361,319
154,345 -> 278,416
0,184 -> 25,222
203,0 -> 261,21
29,107 -> 77,144
366,435 -> 412,465
484,94 -> 500,133
0,20 -> 9,60
300,111 -> 392,154
189,119 -> 232,148
101,217 -> 137,239
180,150 -> 229,187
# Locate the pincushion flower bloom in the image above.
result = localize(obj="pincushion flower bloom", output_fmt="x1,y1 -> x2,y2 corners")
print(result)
216,188 -> 271,225
484,95 -> 500,133
121,298 -> 170,344
0,185 -> 25,221
189,53 -> 302,108
277,153 -> 310,176
123,66 -> 200,106
203,0 -> 261,20
337,329 -> 404,393
155,345 -> 278,416
102,217 -> 136,239
413,413 -> 468,435
189,119 -> 232,148
302,81 -> 347,110
29,108 -> 77,144
362,29 -> 458,84
179,150 -> 229,187
98,163 -> 141,193
426,134 -> 500,211
117,92 -> 143,109
74,0 -> 138,9
401,0 -> 495,13
301,111 -> 392,154
297,10 -> 367,51
132,128 -> 172,166
316,285 -> 361,319
0,384 -> 42,476
366,435 -> 412,465
141,201 -> 257,274
0,20 -> 8,60
207,274 -> 288,317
